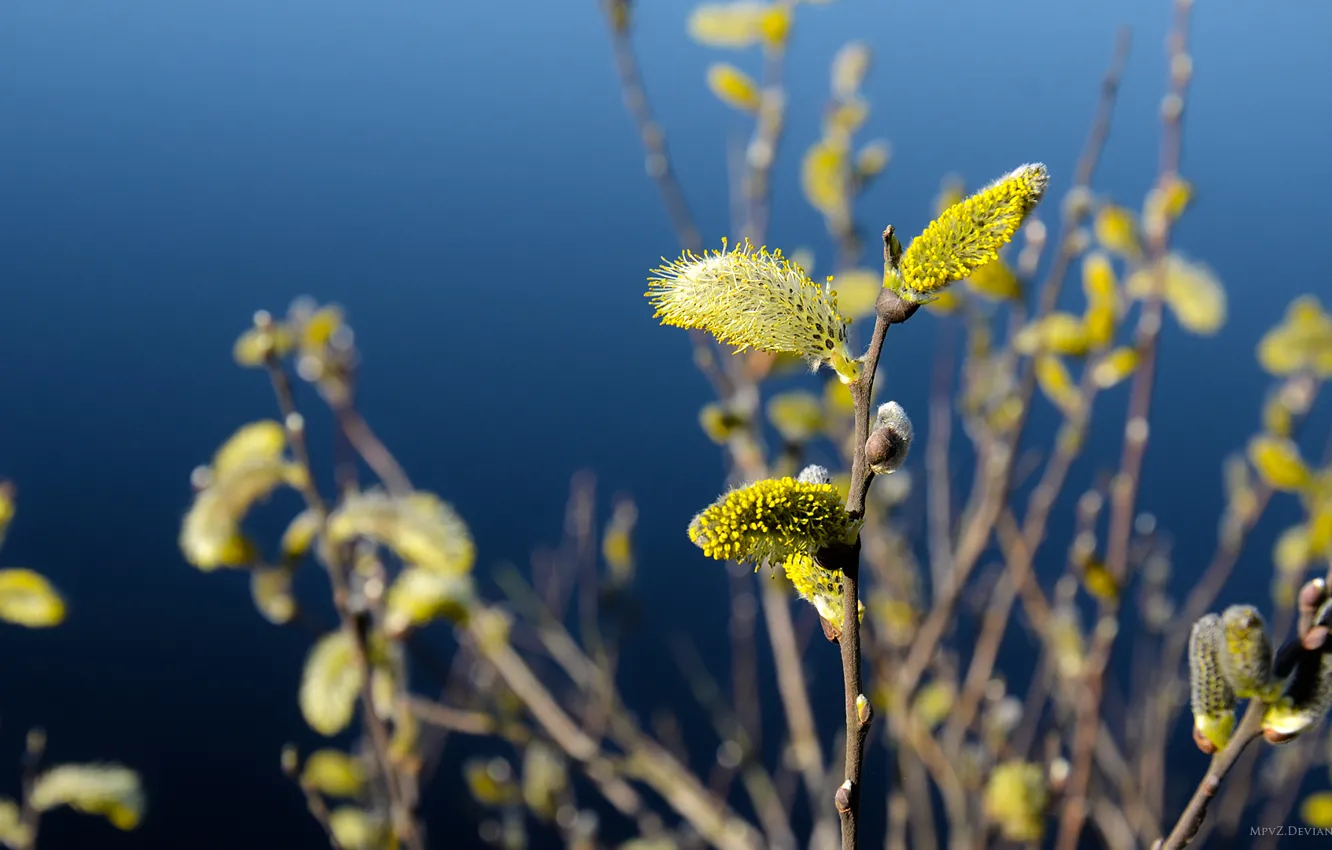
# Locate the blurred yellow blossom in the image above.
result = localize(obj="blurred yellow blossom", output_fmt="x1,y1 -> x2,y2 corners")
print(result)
180,422 -> 307,571
699,402 -> 749,444
801,139 -> 847,218
831,40 -> 870,98
983,761 -> 1049,842
1247,435 -> 1313,492
1081,251 -> 1119,349
301,750 -> 365,799
300,631 -> 364,736
1034,355 -> 1081,418
1091,347 -> 1138,389
327,491 -> 474,574
1127,254 -> 1226,335
687,3 -> 775,49
1257,296 -> 1332,377
706,63 -> 762,112
1302,793 -> 1332,829
1014,312 -> 1090,357
854,140 -> 891,180
328,807 -> 386,850
964,259 -> 1022,301
830,268 -> 882,317
31,764 -> 144,831
602,497 -> 637,584
766,391 -> 825,443
823,377 -> 854,417
251,567 -> 296,625
0,569 -> 66,628
1093,205 -> 1140,256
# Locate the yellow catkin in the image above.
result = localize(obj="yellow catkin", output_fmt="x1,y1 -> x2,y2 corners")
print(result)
1264,649 -> 1332,743
706,63 -> 762,112
300,631 -> 364,736
983,761 -> 1049,842
766,391 -> 825,443
326,491 -> 474,574
687,3 -> 770,49
892,163 -> 1049,304
781,552 -> 848,624
30,764 -> 144,831
647,239 -> 860,383
1257,296 -> 1332,377
1247,435 -> 1313,492
688,477 -> 852,566
1216,605 -> 1272,698
0,569 -> 66,628
1189,613 -> 1236,751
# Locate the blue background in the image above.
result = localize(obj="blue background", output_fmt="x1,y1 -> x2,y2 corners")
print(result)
1,0 -> 1329,846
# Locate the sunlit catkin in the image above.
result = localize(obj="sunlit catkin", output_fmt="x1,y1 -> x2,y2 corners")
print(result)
647,239 -> 860,383
300,630 -> 365,736
687,2 -> 770,49
1263,650 -> 1332,744
1217,604 -> 1273,698
180,459 -> 306,570
300,750 -> 366,799
250,567 -> 297,625
688,477 -> 853,567
780,552 -> 863,628
1189,613 -> 1236,752
982,760 -> 1049,843
30,764 -> 145,831
326,490 -> 474,575
210,420 -> 287,477
891,163 -> 1049,304
384,568 -> 474,637
0,569 -> 66,628
1257,296 -> 1332,377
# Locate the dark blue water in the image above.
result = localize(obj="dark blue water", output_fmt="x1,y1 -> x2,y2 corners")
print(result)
1,0 -> 1329,847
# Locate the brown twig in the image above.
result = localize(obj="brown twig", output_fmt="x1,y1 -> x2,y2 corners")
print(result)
600,3 -> 700,253
331,404 -> 413,498
671,634 -> 797,850
484,569 -> 770,849
1155,702 -> 1265,849
741,1 -> 794,245
1056,7 -> 1191,846
282,749 -> 346,850
759,580 -> 830,816
925,324 -> 956,593
407,696 -> 498,737
1141,376 -> 1321,815
12,728 -> 46,850
817,230 -> 919,850
919,28 -> 1132,643
263,355 -> 425,850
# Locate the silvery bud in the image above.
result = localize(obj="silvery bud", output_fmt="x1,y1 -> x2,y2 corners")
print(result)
867,401 -> 913,475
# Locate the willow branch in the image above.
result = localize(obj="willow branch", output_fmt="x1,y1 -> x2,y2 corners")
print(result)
600,5 -> 700,252
759,580 -> 829,814
1154,703 -> 1265,850
263,356 -> 424,850
816,230 -> 919,850
1056,6 -> 1190,847
407,697 -> 498,738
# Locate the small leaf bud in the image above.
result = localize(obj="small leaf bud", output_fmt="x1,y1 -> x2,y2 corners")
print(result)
867,401 -> 913,475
